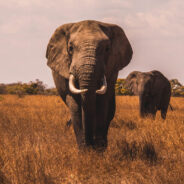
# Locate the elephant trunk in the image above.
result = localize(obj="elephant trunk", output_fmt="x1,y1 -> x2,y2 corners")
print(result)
77,62 -> 97,146
69,45 -> 106,147
81,91 -> 96,146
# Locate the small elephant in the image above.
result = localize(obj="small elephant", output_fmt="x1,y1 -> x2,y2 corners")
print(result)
125,70 -> 171,119
46,20 -> 133,150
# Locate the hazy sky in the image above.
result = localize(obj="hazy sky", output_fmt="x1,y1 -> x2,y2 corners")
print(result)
0,0 -> 184,87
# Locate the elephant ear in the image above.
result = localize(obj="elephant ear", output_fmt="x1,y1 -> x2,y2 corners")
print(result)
46,23 -> 73,79
125,72 -> 139,95
101,24 -> 133,77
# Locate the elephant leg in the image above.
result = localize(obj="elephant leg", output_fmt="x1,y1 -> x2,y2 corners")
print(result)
66,94 -> 84,149
161,109 -> 167,119
150,110 -> 156,119
142,97 -> 157,119
139,95 -> 148,118
95,115 -> 107,148
94,95 -> 108,150
94,93 -> 115,150
140,104 -> 148,118
147,107 -> 156,119
160,91 -> 170,120
149,99 -> 157,119
161,106 -> 169,120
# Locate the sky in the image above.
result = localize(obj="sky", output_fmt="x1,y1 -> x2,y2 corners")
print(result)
0,0 -> 184,87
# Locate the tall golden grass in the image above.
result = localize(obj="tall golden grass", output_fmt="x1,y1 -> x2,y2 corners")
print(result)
0,95 -> 184,184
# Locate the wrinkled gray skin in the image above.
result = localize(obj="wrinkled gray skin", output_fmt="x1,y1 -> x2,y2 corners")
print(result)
46,20 -> 133,151
125,70 -> 171,119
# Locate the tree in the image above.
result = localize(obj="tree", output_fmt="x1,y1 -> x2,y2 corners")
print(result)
170,79 -> 184,97
0,84 -> 6,94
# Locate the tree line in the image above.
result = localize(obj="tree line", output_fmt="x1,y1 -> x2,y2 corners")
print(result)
0,78 -> 183,97
0,79 -> 57,97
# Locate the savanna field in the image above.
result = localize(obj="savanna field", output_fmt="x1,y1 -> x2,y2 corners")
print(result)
0,95 -> 184,184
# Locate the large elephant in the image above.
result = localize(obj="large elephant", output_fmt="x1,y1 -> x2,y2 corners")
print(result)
125,70 -> 171,119
46,20 -> 133,150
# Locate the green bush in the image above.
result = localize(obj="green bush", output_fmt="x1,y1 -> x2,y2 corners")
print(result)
0,96 -> 4,101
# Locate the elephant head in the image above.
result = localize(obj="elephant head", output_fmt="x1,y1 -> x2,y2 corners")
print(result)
125,70 -> 171,119
125,71 -> 155,117
125,71 -> 153,95
46,20 -> 133,150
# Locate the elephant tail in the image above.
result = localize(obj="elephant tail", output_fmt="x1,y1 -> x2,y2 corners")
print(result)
169,104 -> 174,111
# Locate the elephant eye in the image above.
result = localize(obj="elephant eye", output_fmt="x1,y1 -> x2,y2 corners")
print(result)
68,45 -> 73,55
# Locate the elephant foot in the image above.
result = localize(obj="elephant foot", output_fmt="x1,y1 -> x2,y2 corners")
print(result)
161,111 -> 166,120
77,138 -> 107,152
93,137 -> 107,152
93,144 -> 107,152
140,110 -> 156,119
148,112 -> 156,120
140,112 -> 147,118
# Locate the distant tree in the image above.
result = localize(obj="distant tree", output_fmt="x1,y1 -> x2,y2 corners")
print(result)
170,79 -> 182,89
45,88 -> 59,96
3,80 -> 47,95
170,79 -> 184,97
0,84 -> 7,94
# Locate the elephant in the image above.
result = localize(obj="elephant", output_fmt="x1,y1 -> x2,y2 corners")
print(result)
46,20 -> 133,151
125,70 -> 171,119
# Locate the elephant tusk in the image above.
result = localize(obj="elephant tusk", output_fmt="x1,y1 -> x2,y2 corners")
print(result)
96,76 -> 107,94
69,75 -> 88,94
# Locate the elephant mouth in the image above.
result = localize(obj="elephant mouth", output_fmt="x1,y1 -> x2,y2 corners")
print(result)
69,74 -> 107,95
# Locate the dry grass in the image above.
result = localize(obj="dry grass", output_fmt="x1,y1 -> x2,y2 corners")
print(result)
0,95 -> 184,184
